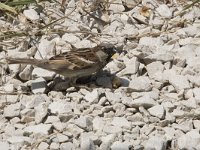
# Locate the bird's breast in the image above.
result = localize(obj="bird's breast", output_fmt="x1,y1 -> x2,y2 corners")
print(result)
58,65 -> 102,78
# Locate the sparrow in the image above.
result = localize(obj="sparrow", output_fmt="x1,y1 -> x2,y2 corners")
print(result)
5,45 -> 117,85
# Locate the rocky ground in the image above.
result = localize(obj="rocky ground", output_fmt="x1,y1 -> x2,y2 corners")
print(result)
1,0 -> 200,149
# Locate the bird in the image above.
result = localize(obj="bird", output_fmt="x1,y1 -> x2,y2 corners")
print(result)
5,45 -> 117,86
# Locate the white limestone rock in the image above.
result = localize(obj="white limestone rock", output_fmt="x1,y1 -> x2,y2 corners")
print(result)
24,124 -> 52,135
35,38 -> 56,59
144,136 -> 167,150
129,76 -> 152,92
75,116 -> 93,131
60,142 -> 74,150
148,105 -> 165,119
122,95 -> 157,108
3,84 -> 15,93
19,65 -> 33,80
92,117 -> 105,131
62,33 -> 80,44
111,117 -> 131,129
139,37 -> 164,47
0,142 -> 9,150
4,103 -> 21,118
7,136 -> 31,145
48,101 -> 72,114
32,68 -> 56,80
105,91 -> 122,104
31,77 -> 47,94
146,61 -> 164,79
80,137 -> 95,150
23,9 -> 39,20
156,4 -> 172,18
119,57 -> 139,75
100,134 -> 117,150
84,89 -> 99,104
35,102 -> 48,124
109,0 -> 125,13
50,143 -> 60,150
169,75 -> 190,92
177,130 -> 200,149
103,125 -> 122,134
38,142 -> 49,150
111,141 -> 132,150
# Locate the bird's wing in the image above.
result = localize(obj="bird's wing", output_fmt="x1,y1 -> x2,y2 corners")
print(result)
49,47 -> 100,70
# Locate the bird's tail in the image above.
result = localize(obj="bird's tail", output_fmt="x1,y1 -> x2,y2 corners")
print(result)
5,58 -> 42,66
1,58 -> 56,72
6,58 -> 35,64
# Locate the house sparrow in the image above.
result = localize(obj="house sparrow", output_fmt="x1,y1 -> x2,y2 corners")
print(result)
6,45 -> 117,85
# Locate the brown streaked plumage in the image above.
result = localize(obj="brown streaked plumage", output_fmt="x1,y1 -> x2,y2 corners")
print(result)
6,45 -> 117,84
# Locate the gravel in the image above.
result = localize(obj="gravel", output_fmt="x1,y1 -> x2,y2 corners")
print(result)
23,9 -> 39,21
31,77 -> 47,94
0,0 -> 200,149
24,124 -> 52,135
4,103 -> 21,118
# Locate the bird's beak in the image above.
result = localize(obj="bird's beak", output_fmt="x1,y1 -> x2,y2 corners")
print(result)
111,53 -> 120,59
111,47 -> 122,59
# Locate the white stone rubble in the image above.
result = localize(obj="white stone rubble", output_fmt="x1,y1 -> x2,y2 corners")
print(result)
1,0 -> 200,149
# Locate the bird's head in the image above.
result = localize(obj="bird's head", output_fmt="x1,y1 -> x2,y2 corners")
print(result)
98,45 -> 122,62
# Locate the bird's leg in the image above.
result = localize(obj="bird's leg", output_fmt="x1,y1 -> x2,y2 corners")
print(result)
69,77 -> 77,87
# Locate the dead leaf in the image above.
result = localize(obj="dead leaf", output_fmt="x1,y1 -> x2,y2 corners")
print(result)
139,6 -> 150,17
